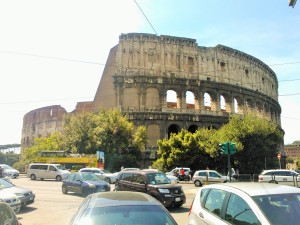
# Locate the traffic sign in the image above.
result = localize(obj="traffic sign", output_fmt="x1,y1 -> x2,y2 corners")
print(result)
277,153 -> 281,159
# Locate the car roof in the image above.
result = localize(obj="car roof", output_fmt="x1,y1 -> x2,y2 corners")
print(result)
119,170 -> 163,175
260,169 -> 298,173
87,191 -> 161,208
202,182 -> 300,196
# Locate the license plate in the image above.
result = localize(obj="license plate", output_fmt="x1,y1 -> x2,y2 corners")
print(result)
175,197 -> 181,202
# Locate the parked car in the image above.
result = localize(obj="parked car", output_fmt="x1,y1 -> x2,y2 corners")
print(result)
115,170 -> 186,207
0,178 -> 35,209
0,202 -> 22,225
27,163 -> 71,181
0,189 -> 22,213
258,169 -> 300,187
142,169 -> 179,184
69,191 -> 178,225
62,172 -> 110,197
166,167 -> 191,176
78,167 -> 117,184
192,170 -> 231,187
0,164 -> 19,178
188,182 -> 300,225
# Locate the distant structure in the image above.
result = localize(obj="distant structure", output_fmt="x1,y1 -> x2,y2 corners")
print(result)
21,33 -> 282,164
288,0 -> 297,7
284,141 -> 300,160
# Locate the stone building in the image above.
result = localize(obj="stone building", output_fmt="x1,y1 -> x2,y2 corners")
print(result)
21,33 -> 282,164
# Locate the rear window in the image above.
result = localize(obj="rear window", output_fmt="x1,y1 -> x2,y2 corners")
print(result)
76,205 -> 177,225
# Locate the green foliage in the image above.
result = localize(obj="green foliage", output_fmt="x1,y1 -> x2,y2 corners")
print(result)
23,131 -> 62,162
24,108 -> 147,171
154,115 -> 283,174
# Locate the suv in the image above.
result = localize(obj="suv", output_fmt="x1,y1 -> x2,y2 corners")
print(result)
192,170 -> 231,187
258,169 -> 300,187
115,170 -> 186,207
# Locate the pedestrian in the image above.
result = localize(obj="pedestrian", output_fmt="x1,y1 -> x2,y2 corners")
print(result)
0,166 -> 3,178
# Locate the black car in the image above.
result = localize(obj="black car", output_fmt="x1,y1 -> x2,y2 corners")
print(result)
115,170 -> 186,207
69,191 -> 178,225
62,172 -> 110,197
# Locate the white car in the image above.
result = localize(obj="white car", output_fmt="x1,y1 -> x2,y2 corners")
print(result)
0,164 -> 19,178
188,182 -> 300,225
258,169 -> 300,187
0,189 -> 22,213
166,167 -> 191,176
192,170 -> 231,187
78,167 -> 117,184
166,174 -> 179,184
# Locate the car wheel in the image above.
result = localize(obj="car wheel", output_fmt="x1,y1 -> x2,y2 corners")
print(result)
30,174 -> 36,180
62,185 -> 68,194
104,177 -> 111,183
82,188 -> 90,197
269,180 -> 278,184
56,175 -> 62,181
194,180 -> 202,187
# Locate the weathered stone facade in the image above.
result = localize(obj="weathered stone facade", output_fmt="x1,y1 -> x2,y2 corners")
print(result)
21,33 -> 282,161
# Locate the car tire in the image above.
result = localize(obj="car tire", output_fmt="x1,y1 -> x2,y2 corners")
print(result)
194,180 -> 202,187
269,180 -> 278,184
30,174 -> 36,180
82,188 -> 90,197
104,177 -> 111,183
62,185 -> 68,194
56,175 -> 62,181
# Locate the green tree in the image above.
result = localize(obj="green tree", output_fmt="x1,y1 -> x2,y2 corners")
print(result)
217,115 -> 283,174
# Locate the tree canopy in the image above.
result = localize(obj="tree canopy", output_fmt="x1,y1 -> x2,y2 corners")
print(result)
153,115 -> 284,174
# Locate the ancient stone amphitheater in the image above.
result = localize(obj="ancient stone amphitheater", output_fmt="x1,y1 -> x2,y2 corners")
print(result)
22,33 -> 281,159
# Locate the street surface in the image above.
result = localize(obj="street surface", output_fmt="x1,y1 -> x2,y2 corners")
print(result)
13,175 -> 198,225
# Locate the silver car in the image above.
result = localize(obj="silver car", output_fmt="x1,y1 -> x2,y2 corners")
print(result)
0,178 -> 35,209
0,189 -> 22,213
192,170 -> 231,187
188,182 -> 300,225
78,168 -> 117,184
0,164 -> 19,178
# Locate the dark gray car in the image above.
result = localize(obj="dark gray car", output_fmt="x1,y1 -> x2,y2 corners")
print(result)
69,191 -> 178,225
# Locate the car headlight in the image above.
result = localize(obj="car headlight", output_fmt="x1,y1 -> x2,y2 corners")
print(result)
158,188 -> 170,193
15,193 -> 25,201
86,183 -> 96,188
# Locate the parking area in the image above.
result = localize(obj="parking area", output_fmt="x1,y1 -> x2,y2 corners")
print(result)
13,175 -> 198,225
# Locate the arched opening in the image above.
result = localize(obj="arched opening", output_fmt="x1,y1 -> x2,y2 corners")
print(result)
168,124 -> 180,139
166,90 -> 177,109
204,93 -> 211,110
220,95 -> 226,111
188,125 -> 198,133
186,91 -> 195,109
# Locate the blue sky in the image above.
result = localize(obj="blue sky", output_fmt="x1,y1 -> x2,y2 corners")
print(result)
0,0 -> 299,145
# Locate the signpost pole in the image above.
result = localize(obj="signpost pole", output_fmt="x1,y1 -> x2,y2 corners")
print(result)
228,142 -> 231,182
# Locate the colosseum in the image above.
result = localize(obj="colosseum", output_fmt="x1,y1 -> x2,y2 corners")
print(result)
22,33 -> 282,160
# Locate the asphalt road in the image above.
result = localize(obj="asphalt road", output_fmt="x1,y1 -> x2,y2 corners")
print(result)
12,175 -> 198,225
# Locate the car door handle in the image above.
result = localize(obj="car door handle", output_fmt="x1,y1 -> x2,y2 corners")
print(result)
199,212 -> 204,218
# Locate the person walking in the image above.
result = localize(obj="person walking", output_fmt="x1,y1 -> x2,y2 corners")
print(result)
0,166 -> 3,178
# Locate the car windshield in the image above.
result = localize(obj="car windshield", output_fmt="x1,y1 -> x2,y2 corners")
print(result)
0,178 -> 14,189
81,173 -> 100,182
146,173 -> 171,184
76,205 -> 177,225
56,165 -> 67,170
253,193 -> 300,225
2,165 -> 13,170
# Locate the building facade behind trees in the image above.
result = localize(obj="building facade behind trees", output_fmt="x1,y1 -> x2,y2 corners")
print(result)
21,33 -> 282,164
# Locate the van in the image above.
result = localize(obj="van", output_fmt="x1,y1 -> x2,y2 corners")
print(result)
27,163 -> 71,181
115,170 -> 186,207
